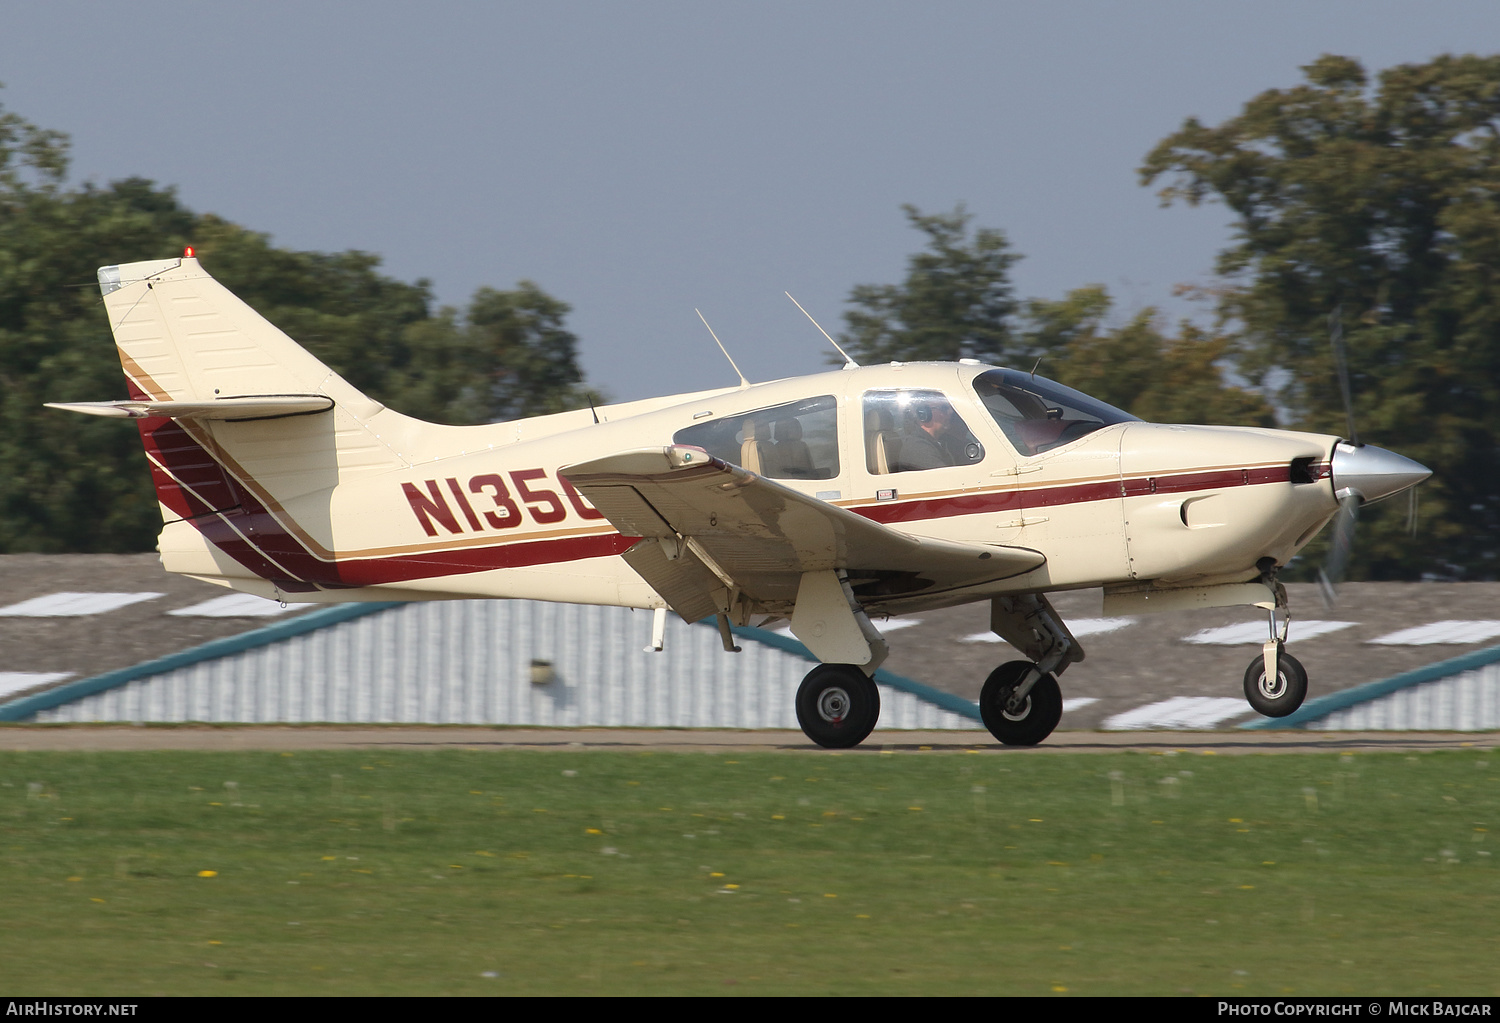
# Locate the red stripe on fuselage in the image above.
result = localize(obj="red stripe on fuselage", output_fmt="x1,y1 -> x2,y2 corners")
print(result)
140,418 -> 321,590
853,464 -> 1303,525
129,378 -> 244,519
140,418 -> 639,590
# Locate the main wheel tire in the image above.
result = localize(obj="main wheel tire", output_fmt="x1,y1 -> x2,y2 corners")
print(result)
979,660 -> 1063,747
1243,649 -> 1308,717
796,664 -> 881,749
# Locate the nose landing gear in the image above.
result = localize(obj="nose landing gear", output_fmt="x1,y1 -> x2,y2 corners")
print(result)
1243,645 -> 1308,717
1243,558 -> 1309,718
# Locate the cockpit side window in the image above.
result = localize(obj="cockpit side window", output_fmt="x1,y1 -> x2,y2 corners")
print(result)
673,395 -> 840,480
862,389 -> 984,474
972,368 -> 1138,456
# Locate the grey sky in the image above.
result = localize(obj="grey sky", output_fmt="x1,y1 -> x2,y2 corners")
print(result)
3,2 -> 1496,402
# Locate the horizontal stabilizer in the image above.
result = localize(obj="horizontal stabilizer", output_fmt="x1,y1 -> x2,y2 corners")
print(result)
45,395 -> 334,422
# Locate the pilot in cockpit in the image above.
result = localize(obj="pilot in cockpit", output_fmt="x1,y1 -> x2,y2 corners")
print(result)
898,398 -> 969,471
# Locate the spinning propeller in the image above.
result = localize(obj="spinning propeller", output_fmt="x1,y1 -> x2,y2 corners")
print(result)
1316,306 -> 1431,606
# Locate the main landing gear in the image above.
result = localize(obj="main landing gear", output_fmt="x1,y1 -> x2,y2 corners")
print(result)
796,664 -> 881,749
974,594 -> 1079,747
792,656 -> 1070,749
792,594 -> 1081,750
979,661 -> 1063,746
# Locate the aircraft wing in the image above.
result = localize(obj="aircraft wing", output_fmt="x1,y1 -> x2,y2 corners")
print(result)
561,446 -> 1045,622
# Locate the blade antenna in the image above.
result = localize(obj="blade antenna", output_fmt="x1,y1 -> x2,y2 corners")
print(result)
695,309 -> 751,388
1330,304 -> 1359,447
785,292 -> 859,368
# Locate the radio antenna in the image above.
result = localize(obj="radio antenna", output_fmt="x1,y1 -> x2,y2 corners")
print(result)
785,292 -> 858,368
696,309 -> 751,388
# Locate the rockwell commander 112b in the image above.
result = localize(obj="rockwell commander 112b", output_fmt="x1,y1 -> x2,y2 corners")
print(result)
48,253 -> 1431,747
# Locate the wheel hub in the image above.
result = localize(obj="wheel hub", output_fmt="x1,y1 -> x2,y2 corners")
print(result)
816,686 -> 851,724
1258,669 -> 1287,700
1002,690 -> 1032,721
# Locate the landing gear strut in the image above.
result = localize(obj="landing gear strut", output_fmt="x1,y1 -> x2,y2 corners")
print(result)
980,661 -> 1063,746
795,664 -> 881,749
1244,558 -> 1309,718
979,594 -> 1081,747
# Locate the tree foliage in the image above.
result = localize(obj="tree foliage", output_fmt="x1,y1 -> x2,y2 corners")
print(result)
841,204 -> 1022,365
1027,286 -> 1274,428
1141,53 -> 1500,578
840,207 -> 1273,428
0,96 -> 594,553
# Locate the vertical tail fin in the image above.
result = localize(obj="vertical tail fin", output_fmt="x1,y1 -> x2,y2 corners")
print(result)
94,255 -> 416,588
99,255 -> 379,415
98,254 -> 411,502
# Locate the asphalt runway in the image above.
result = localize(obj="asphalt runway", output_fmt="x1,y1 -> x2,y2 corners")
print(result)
0,725 -> 1494,754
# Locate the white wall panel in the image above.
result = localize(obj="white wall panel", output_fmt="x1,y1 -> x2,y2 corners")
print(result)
1315,664 -> 1500,731
33,601 -> 977,730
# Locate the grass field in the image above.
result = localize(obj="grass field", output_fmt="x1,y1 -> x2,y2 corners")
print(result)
0,745 -> 1496,996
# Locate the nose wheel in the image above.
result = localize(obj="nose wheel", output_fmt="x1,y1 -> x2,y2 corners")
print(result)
979,660 -> 1063,746
1242,560 -> 1309,718
1243,646 -> 1307,717
796,664 -> 881,748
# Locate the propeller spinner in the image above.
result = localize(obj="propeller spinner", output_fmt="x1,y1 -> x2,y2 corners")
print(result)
1316,441 -> 1431,606
1329,441 -> 1432,506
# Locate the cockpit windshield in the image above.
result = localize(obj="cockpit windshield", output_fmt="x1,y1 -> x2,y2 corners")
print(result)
972,369 -> 1138,456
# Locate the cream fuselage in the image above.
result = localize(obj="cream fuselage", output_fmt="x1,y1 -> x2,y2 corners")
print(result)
159,361 -> 1340,616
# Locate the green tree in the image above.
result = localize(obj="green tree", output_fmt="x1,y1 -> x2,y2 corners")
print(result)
462,283 -> 595,421
841,204 -> 1022,365
1141,53 -> 1500,578
842,207 -> 1275,428
193,220 -> 597,425
0,95 -> 594,553
1028,286 -> 1274,427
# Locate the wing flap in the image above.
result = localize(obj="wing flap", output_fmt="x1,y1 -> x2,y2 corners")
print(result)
620,540 -> 725,624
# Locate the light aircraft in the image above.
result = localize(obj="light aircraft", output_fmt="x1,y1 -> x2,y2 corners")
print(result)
49,253 -> 1431,747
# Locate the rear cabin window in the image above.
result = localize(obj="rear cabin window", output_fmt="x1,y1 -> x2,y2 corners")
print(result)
673,395 -> 840,480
